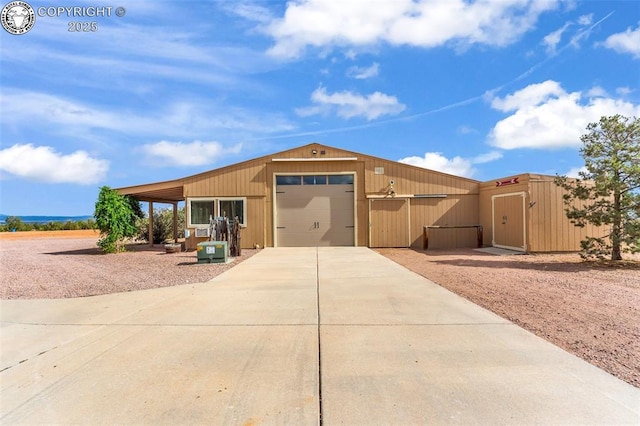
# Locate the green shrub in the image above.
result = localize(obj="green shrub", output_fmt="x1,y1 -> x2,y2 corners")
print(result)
94,186 -> 143,253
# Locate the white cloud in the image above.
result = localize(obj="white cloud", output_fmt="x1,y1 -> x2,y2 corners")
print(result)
491,80 -> 565,112
489,80 -> 640,150
457,125 -> 478,135
398,150 -> 502,178
222,2 -> 274,24
265,0 -> 560,58
541,12 -> 606,54
399,152 -> 474,177
601,25 -> 640,58
586,86 -> 607,98
346,62 -> 379,79
616,87 -> 633,96
0,90 -> 117,130
296,87 -> 405,120
141,141 -> 243,167
472,151 -> 503,164
577,14 -> 593,26
0,144 -> 108,184
566,166 -> 587,178
543,22 -> 570,54
0,89 -> 295,140
344,49 -> 358,60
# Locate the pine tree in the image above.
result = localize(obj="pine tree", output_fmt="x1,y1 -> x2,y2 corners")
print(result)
555,115 -> 640,260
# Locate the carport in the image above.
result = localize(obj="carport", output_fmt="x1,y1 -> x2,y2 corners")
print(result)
118,178 -> 185,246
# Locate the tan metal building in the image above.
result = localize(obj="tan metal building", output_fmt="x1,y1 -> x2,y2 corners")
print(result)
117,143 -> 600,252
478,174 -> 604,252
118,143 -> 480,250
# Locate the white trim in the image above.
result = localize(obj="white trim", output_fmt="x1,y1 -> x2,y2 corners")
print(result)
272,174 -> 278,247
365,194 -> 447,199
271,157 -> 357,162
353,172 -> 358,247
273,172 -> 357,247
366,194 -> 412,199
368,198 -> 372,247
407,197 -> 412,247
491,191 -> 527,252
413,194 -> 448,198
187,197 -> 247,228
186,197 -> 216,228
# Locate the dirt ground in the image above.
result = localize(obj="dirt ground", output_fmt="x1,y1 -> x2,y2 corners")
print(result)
0,229 -> 101,240
1,231 -> 638,388
0,230 -> 256,299
377,248 -> 640,389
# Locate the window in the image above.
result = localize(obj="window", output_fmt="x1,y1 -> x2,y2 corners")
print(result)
279,175 -> 352,185
328,175 -> 354,185
190,200 -> 214,226
188,197 -> 247,227
219,199 -> 245,226
303,175 -> 327,185
276,175 -> 302,185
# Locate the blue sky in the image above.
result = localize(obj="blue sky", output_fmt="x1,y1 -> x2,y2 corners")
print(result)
1,0 -> 639,215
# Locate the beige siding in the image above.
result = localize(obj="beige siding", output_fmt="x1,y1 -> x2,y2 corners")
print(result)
245,196 -> 266,249
267,143 -> 480,195
183,162 -> 266,197
410,195 -> 479,248
370,198 -> 410,247
363,157 -> 478,196
528,178 -> 605,252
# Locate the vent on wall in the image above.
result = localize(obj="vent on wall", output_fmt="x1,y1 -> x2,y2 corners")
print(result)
195,228 -> 210,238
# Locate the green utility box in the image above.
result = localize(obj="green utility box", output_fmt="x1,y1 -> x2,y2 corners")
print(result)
196,241 -> 227,264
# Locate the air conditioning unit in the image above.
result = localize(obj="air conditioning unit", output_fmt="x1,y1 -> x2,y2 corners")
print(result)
195,228 -> 210,238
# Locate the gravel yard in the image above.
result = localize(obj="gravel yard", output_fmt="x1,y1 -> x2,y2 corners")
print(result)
0,230 -> 256,299
1,231 -> 638,388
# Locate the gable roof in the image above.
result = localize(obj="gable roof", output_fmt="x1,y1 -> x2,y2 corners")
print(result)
116,142 -> 479,202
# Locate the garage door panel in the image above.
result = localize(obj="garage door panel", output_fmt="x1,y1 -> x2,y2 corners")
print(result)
319,226 -> 353,246
276,178 -> 354,247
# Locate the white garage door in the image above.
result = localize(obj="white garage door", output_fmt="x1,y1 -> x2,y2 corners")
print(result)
276,174 -> 355,247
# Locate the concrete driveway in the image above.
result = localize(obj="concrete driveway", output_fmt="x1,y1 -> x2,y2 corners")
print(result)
1,247 -> 638,425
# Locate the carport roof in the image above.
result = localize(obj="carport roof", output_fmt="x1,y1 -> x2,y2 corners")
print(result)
116,178 -> 184,203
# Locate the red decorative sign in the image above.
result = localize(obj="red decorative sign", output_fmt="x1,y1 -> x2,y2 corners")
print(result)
496,177 -> 519,187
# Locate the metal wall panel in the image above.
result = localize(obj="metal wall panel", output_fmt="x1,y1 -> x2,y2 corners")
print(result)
369,198 -> 410,248
410,196 -> 480,248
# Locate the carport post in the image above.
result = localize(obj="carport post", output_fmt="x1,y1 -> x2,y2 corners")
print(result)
172,203 -> 178,243
148,201 -> 154,247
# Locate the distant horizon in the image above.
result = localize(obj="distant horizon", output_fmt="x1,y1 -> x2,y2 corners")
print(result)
0,214 -> 94,224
